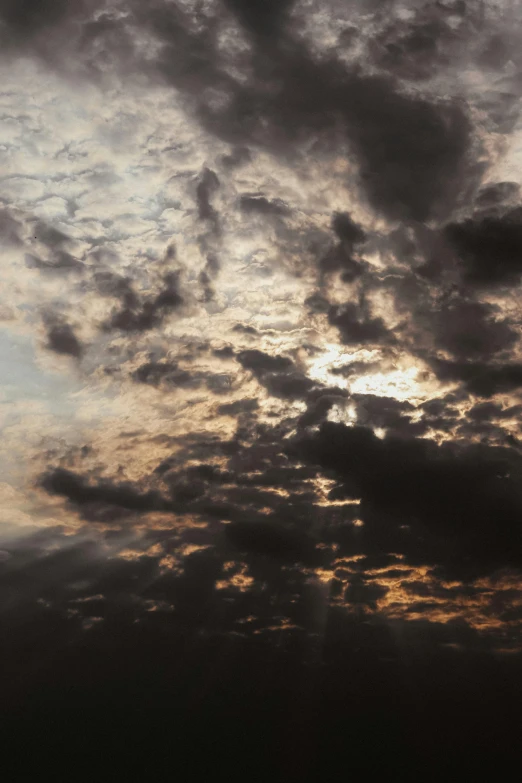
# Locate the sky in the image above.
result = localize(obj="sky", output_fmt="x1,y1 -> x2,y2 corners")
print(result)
1,0 -> 522,778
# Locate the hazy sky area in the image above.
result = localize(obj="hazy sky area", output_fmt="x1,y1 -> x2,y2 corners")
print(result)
1,1 -> 522,779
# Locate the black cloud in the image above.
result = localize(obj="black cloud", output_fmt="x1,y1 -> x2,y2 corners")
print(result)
0,0 -> 71,42
41,467 -> 171,515
225,519 -> 318,565
217,398 -> 259,416
133,362 -> 195,388
103,273 -> 183,333
236,350 -> 294,373
328,302 -> 391,346
239,194 -> 291,217
291,420 -> 522,575
431,300 -> 518,360
445,207 -> 522,287
432,357 -> 522,398
43,316 -> 83,358
223,0 -> 295,39
236,349 -> 315,399
145,3 -> 478,223
196,167 -> 220,227
331,211 -> 366,245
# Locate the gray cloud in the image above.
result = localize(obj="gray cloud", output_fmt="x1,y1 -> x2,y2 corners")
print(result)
44,318 -> 84,359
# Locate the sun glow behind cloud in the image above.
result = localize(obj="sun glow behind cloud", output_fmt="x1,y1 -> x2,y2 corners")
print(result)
350,366 -> 423,402
307,344 -> 436,403
306,345 -> 378,385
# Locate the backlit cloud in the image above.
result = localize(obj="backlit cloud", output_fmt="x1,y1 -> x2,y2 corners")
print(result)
2,1 -> 522,777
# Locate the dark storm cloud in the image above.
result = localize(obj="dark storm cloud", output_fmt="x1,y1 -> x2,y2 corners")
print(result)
132,361 -> 195,388
261,371 -> 315,400
236,349 -> 316,399
345,81 -> 474,221
237,464 -> 315,488
318,214 -> 367,279
139,1 -> 479,224
445,206 -> 522,287
320,248 -> 365,281
0,3 -> 486,246
3,558 -> 520,783
236,349 -> 294,374
223,0 -> 295,39
468,400 -> 522,422
331,212 -> 366,245
343,573 -> 389,610
93,269 -> 136,301
103,272 -> 183,333
298,389 -> 349,429
0,1 -> 497,229
196,167 -> 220,226
44,318 -> 83,359
148,463 -> 321,552
378,243 -> 521,391
41,467 -> 170,516
368,0 -> 471,83
144,2 -> 233,108
36,397 -> 522,588
131,359 -> 231,395
431,357 -> 522,398
305,291 -> 331,314
225,519 -> 319,565
25,398 -> 522,777
230,64 -> 473,221
199,253 -> 220,302
239,194 -> 291,217
354,394 -> 427,436
217,398 -> 259,416
328,301 -> 391,346
41,426 -> 320,529
0,0 -> 71,43
186,463 -> 232,484
430,300 -> 518,360
290,420 -> 522,575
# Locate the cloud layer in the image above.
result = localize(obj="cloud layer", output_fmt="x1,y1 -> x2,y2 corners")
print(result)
1,0 -> 522,778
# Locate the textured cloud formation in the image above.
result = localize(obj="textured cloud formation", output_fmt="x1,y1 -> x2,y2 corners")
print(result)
1,1 -> 522,779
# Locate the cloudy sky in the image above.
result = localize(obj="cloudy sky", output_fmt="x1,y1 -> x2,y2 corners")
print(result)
1,0 -> 522,777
